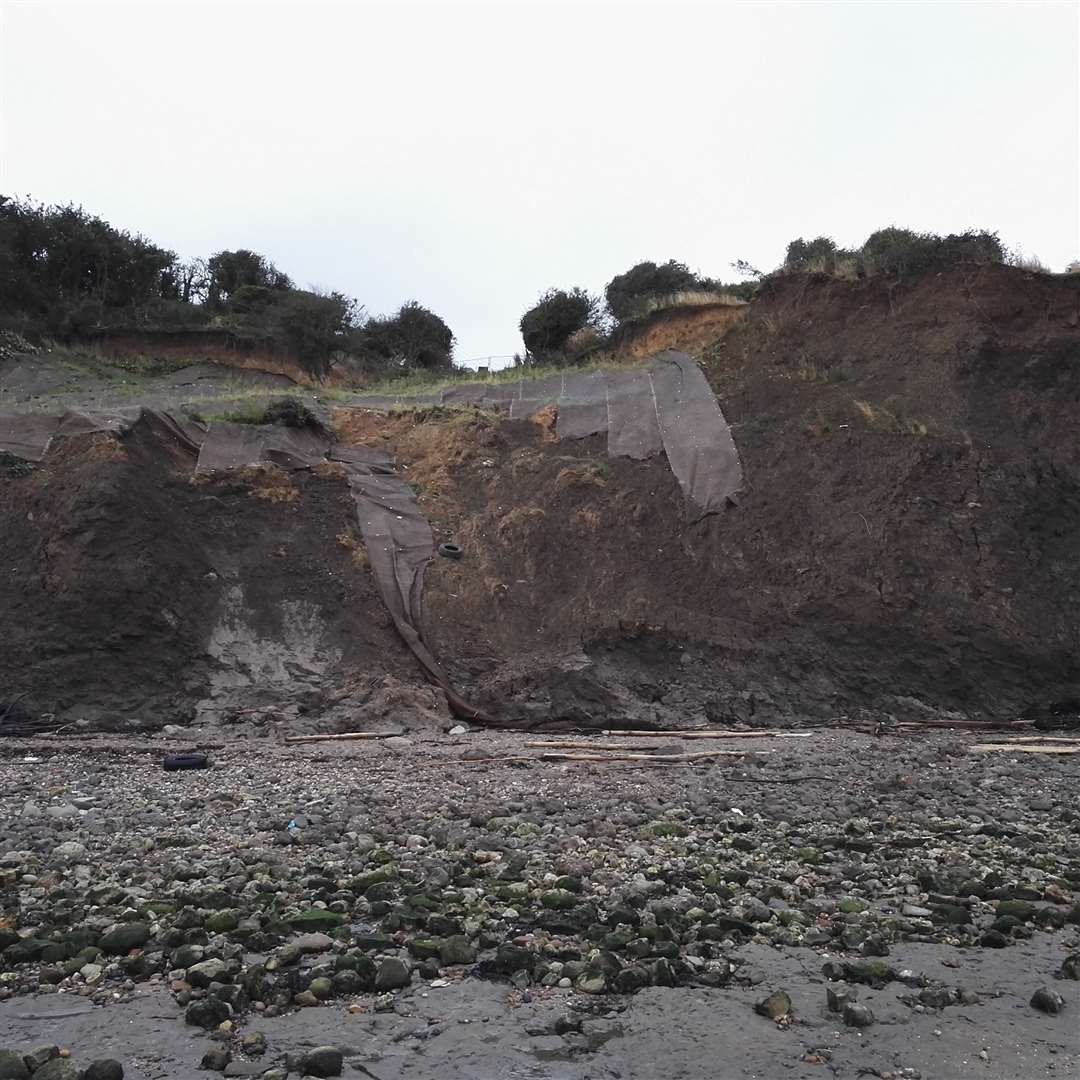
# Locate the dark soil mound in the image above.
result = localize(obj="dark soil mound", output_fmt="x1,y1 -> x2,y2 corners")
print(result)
0,415 -> 411,726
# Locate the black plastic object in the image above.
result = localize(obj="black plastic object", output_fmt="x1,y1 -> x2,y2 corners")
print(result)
163,751 -> 209,772
438,542 -> 463,560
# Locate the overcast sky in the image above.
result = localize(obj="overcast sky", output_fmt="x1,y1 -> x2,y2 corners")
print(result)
2,1 -> 1077,367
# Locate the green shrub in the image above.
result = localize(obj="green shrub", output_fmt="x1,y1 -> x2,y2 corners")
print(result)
519,287 -> 600,361
605,260 -> 699,322
271,289 -> 360,377
0,195 -> 176,324
780,227 -> 1004,279
858,228 -> 938,276
360,301 -> 455,371
206,249 -> 292,309
860,227 -> 1002,276
784,236 -> 844,272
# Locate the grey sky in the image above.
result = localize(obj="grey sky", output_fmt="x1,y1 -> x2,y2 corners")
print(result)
2,1 -> 1077,368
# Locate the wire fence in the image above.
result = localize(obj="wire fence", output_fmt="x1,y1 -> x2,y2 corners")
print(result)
460,354 -> 518,373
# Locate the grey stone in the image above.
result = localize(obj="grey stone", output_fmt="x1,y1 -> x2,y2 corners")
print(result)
843,1002 -> 875,1028
577,972 -> 606,994
50,841 -> 87,864
919,985 -> 959,1010
30,1061 -> 80,1080
293,932 -> 334,954
240,1032 -> 267,1056
0,1050 -> 29,1080
826,982 -> 854,1012
299,1047 -> 343,1078
22,1046 -> 58,1071
374,958 -> 411,990
742,897 -> 773,923
187,958 -> 231,988
1030,986 -> 1066,1014
754,990 -> 791,1019
1059,954 -> 1080,980
81,1062 -> 124,1080
99,922 -> 150,955
438,935 -> 476,966
171,944 -> 204,968
331,969 -> 366,994
186,997 -> 232,1028
201,1049 -> 231,1073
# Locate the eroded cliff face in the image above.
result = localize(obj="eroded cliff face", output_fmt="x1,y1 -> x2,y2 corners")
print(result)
1,264 -> 1077,731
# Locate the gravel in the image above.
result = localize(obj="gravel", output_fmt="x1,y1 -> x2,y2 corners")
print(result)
0,727 -> 1077,1077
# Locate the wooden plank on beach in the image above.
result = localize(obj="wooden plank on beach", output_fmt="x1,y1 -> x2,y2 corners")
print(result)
969,743 -> 1080,754
600,729 -> 812,739
540,749 -> 763,764
285,731 -> 403,744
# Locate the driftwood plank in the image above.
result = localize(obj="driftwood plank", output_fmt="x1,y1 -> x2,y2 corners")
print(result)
285,731 -> 403,744
540,749 -> 758,764
969,743 -> 1080,754
600,729 -> 812,739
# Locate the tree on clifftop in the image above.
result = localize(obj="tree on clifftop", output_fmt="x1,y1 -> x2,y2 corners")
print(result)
206,249 -> 292,309
519,287 -> 600,362
361,301 -> 455,371
604,260 -> 699,322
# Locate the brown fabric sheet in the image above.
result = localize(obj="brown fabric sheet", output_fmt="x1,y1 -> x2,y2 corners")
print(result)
0,408 -> 204,462
605,368 -> 663,460
195,422 -> 328,473
0,413 -> 61,461
557,370 -> 609,441
649,351 -> 742,515
330,450 -> 498,724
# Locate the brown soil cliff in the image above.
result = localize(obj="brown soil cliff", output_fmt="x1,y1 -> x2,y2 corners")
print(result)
1,264 -> 1076,729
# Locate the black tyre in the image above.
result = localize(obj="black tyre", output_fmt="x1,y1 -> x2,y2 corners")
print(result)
163,751 -> 209,772
438,542 -> 463,560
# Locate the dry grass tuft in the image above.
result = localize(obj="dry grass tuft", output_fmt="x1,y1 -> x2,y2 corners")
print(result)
635,289 -> 747,318
497,505 -> 546,542
336,529 -> 370,569
331,407 -> 414,445
570,508 -> 602,533
853,399 -> 928,436
555,462 -> 608,490
397,414 -> 490,499
1011,252 -> 1051,274
233,463 -> 300,502
312,461 -> 349,481
529,403 -> 559,443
